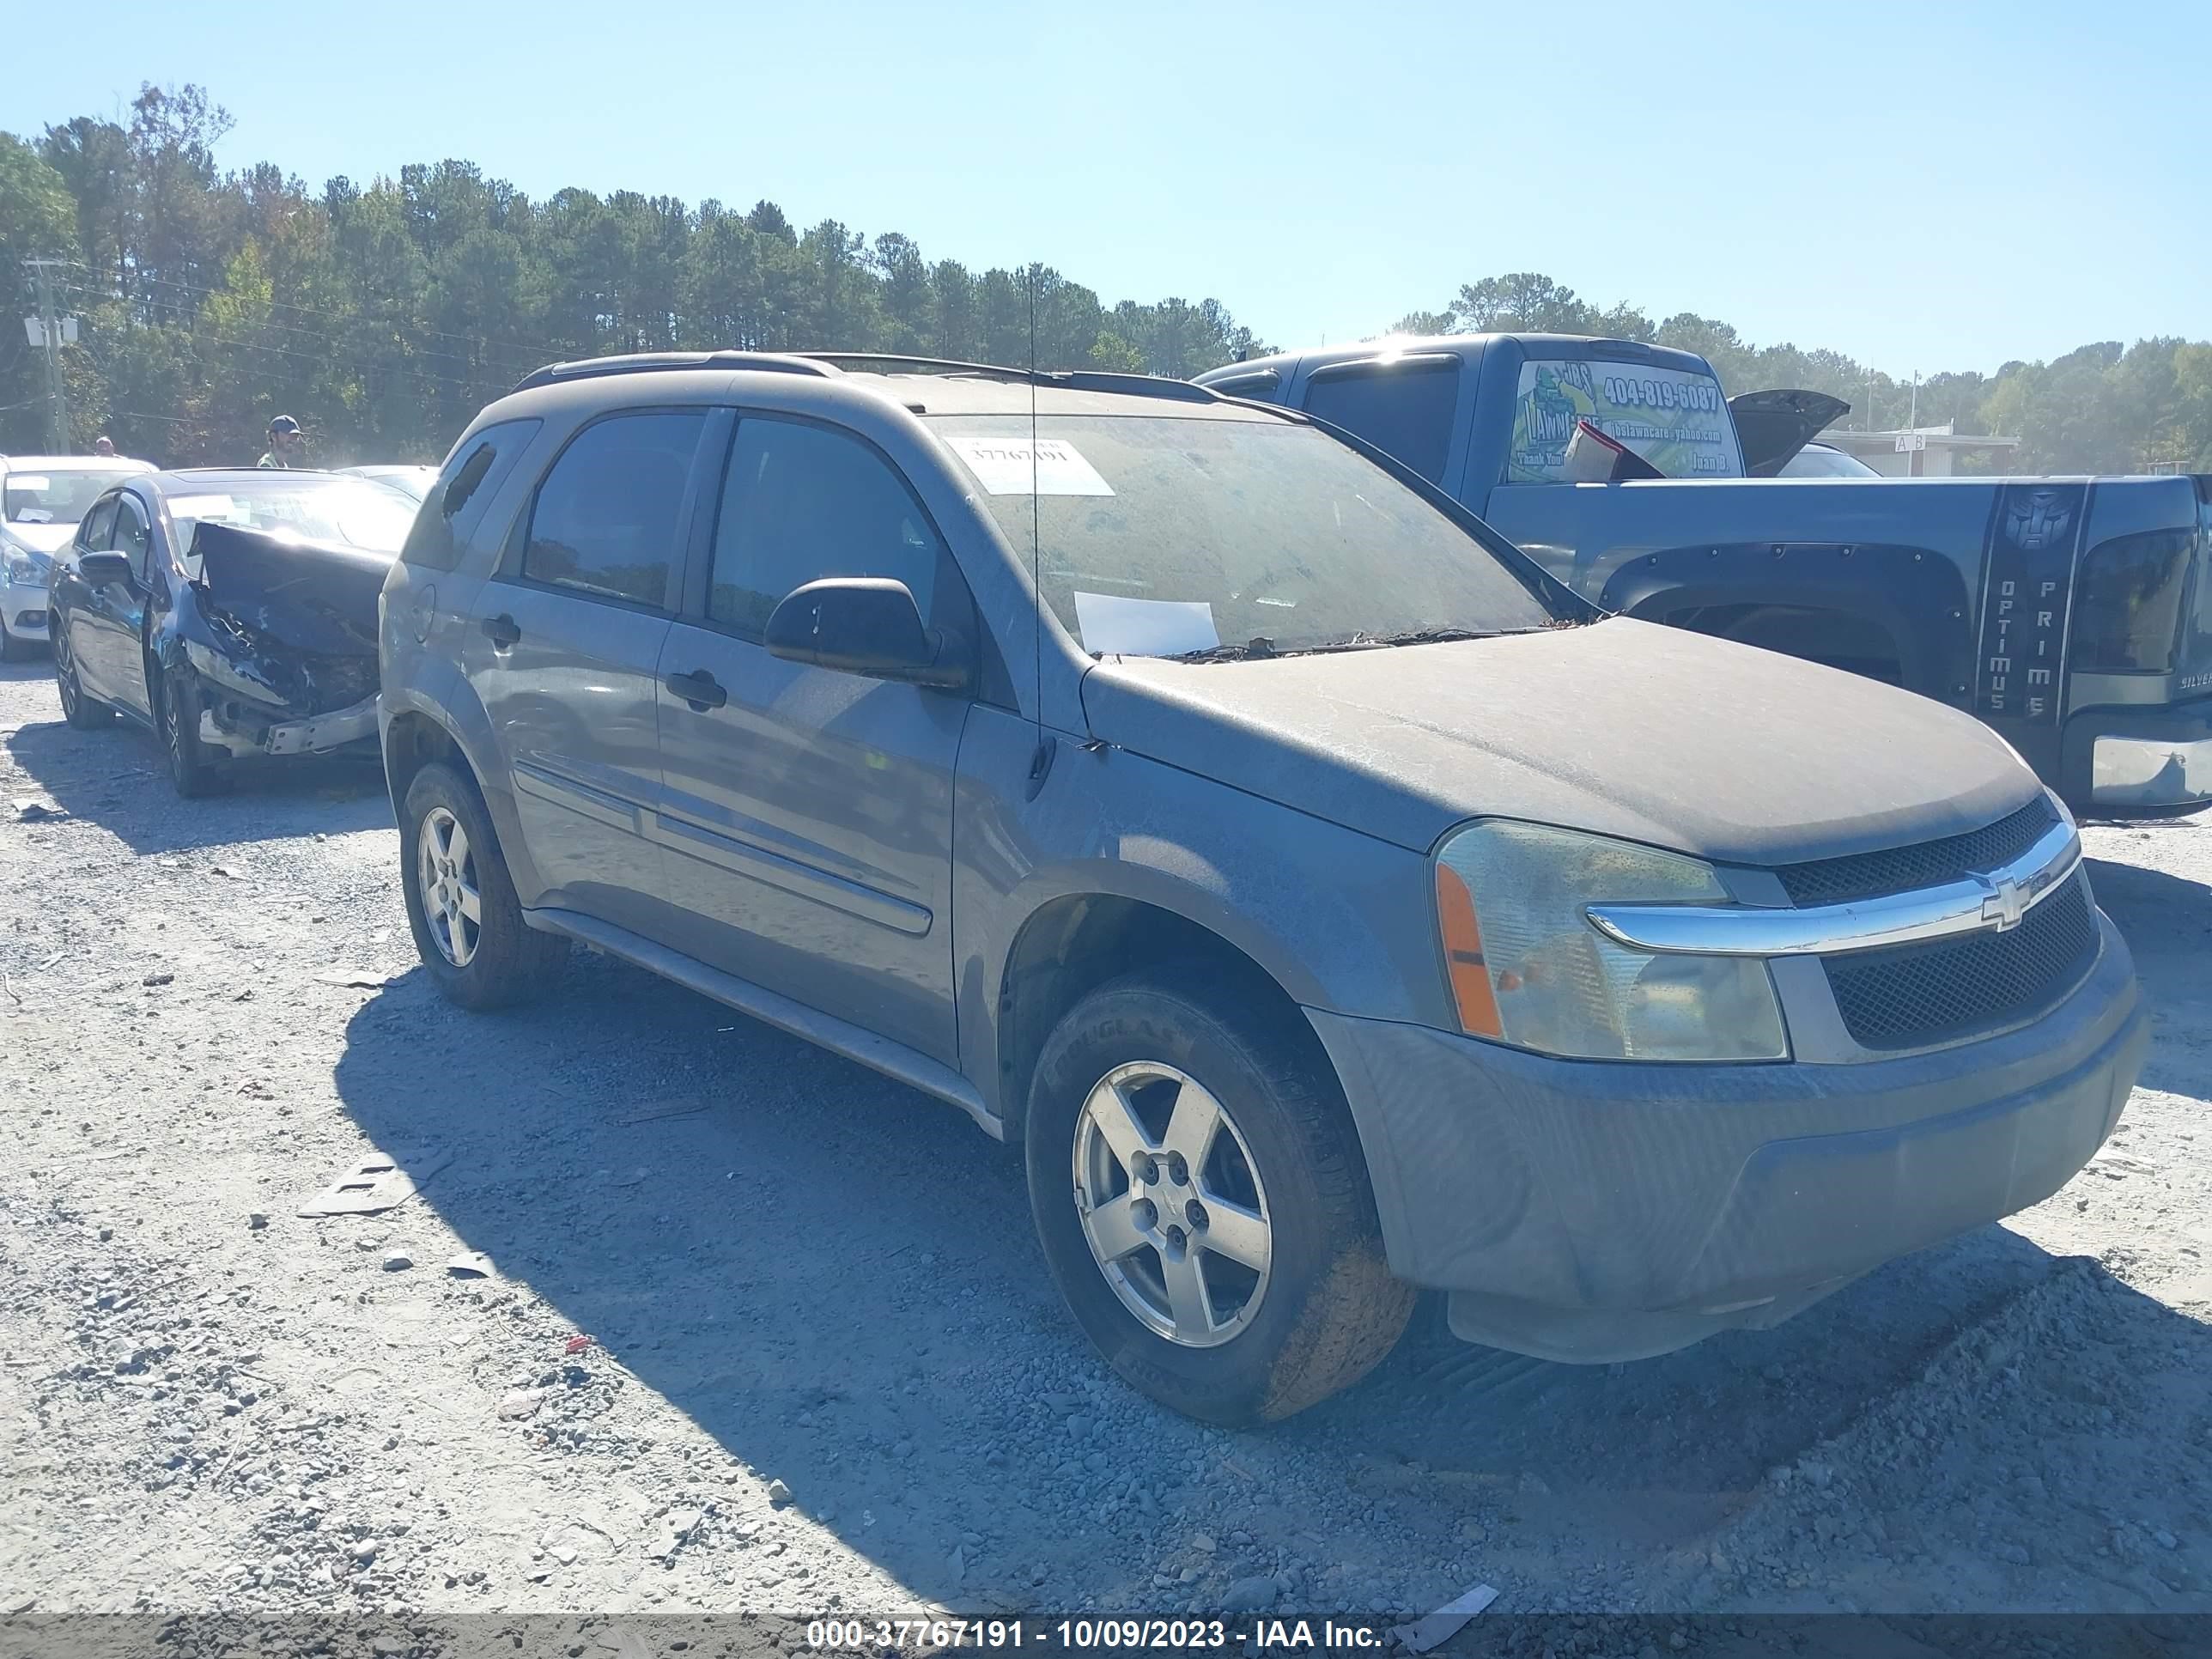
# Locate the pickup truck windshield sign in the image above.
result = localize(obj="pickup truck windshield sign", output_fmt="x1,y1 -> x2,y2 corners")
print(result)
1508,360 -> 1741,482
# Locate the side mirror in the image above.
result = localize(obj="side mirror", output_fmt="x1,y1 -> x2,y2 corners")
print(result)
77,551 -> 135,590
764,577 -> 970,690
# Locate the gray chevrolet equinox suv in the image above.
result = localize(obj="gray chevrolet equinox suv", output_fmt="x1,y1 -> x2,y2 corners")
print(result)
378,350 -> 2147,1425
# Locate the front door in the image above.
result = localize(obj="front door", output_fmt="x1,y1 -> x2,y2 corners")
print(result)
104,494 -> 158,720
653,414 -> 971,1064
465,407 -> 713,939
64,493 -> 132,706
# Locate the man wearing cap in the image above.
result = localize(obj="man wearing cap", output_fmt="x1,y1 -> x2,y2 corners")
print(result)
93,435 -> 118,457
258,416 -> 302,469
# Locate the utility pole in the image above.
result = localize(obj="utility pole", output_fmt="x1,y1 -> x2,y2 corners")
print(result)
24,258 -> 70,453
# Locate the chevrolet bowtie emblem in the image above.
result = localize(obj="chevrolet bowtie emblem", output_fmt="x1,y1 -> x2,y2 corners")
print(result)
1978,871 -> 2028,931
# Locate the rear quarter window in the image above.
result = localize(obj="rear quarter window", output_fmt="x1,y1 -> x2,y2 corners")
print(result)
1298,359 -> 1459,483
401,417 -> 544,572
1506,358 -> 1741,481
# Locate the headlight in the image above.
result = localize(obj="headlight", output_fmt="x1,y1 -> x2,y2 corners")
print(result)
1434,820 -> 1787,1061
2,548 -> 38,585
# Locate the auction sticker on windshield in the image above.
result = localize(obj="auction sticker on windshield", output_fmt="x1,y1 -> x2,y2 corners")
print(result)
1507,359 -> 1741,481
942,434 -> 1115,496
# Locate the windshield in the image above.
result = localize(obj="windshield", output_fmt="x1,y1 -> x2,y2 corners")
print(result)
350,466 -> 438,503
1781,443 -> 1882,478
1506,358 -> 1743,481
931,413 -> 1567,658
4,469 -> 141,526
167,477 -> 418,558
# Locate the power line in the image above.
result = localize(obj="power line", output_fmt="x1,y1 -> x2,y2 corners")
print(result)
56,280 -> 550,385
52,258 -> 575,366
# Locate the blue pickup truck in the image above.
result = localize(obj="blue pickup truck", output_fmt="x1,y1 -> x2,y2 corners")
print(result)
1198,335 -> 2212,813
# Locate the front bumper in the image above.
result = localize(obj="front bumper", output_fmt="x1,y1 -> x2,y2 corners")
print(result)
2,582 -> 50,641
1306,915 -> 2145,1363
198,690 -> 382,758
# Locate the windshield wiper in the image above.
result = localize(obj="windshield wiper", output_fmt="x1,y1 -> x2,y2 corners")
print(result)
1161,621 -> 1582,665
1290,625 -> 1553,656
1167,636 -> 1280,664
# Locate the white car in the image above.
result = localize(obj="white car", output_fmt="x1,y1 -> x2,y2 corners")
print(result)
1,454 -> 158,659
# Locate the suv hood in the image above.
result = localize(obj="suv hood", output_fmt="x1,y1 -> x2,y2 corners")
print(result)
1079,617 -> 2038,864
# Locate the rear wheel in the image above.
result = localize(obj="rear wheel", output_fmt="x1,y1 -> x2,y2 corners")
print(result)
52,626 -> 112,730
159,665 -> 225,797
1024,969 -> 1414,1425
400,761 -> 568,1010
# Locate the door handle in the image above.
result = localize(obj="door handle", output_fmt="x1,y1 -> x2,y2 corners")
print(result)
665,668 -> 727,711
482,612 -> 520,649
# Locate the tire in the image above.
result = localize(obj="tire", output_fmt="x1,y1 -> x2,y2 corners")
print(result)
158,665 -> 225,798
400,760 -> 568,1011
53,626 -> 112,730
0,619 -> 25,663
1024,969 -> 1415,1425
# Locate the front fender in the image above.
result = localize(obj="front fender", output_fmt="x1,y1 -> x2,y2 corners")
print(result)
951,704 -> 1449,1125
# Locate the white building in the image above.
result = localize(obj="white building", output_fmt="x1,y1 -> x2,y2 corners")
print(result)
1816,422 -> 2022,477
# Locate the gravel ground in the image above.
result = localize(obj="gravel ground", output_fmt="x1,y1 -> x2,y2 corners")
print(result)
3,652 -> 2210,1630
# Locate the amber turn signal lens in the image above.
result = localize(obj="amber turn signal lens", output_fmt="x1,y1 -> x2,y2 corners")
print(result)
1435,861 -> 1504,1039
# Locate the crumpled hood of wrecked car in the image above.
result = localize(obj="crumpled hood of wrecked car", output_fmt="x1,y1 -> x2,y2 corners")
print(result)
1078,617 -> 2040,865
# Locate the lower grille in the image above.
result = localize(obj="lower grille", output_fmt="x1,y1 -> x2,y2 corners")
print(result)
1824,873 -> 2099,1051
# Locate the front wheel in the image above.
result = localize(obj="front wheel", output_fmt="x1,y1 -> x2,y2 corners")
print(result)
160,665 -> 225,797
400,761 -> 568,1010
1025,970 -> 1414,1425
0,618 -> 27,663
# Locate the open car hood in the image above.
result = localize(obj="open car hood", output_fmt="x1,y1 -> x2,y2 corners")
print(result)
1730,389 -> 1852,477
184,521 -> 392,716
188,520 -> 392,659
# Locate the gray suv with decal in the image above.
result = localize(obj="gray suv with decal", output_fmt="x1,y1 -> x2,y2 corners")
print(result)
1199,336 -> 2212,814
378,351 -> 2145,1423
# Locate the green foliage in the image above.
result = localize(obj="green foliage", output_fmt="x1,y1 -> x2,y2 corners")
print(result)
3,84 -> 1272,466
11,85 -> 2203,480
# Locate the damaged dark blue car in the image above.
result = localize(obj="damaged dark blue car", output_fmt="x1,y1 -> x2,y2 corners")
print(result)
47,468 -> 416,795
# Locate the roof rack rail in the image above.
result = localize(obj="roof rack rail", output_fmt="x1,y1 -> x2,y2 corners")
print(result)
795,354 -> 1224,404
509,351 -> 842,393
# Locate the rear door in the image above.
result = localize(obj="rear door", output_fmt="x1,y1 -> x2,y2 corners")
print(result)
465,407 -> 712,939
653,411 -> 972,1064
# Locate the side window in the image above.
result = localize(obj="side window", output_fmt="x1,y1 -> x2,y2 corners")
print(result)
78,495 -> 119,552
1300,361 -> 1460,483
114,497 -> 153,577
1208,372 -> 1281,404
708,418 -> 943,638
403,416 -> 544,572
521,410 -> 706,607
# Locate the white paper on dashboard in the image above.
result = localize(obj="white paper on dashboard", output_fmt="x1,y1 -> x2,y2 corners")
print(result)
1073,592 -> 1220,658
942,434 -> 1115,496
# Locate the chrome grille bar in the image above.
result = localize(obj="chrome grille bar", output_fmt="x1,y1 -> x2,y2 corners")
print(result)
1585,817 -> 2082,959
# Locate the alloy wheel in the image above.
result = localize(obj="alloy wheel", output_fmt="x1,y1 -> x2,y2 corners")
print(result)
1070,1060 -> 1274,1347
416,805 -> 483,968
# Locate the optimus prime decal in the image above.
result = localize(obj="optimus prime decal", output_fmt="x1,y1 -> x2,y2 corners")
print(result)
1975,483 -> 2090,726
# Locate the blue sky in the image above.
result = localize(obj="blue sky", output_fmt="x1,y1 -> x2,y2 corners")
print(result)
13,0 -> 2205,375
